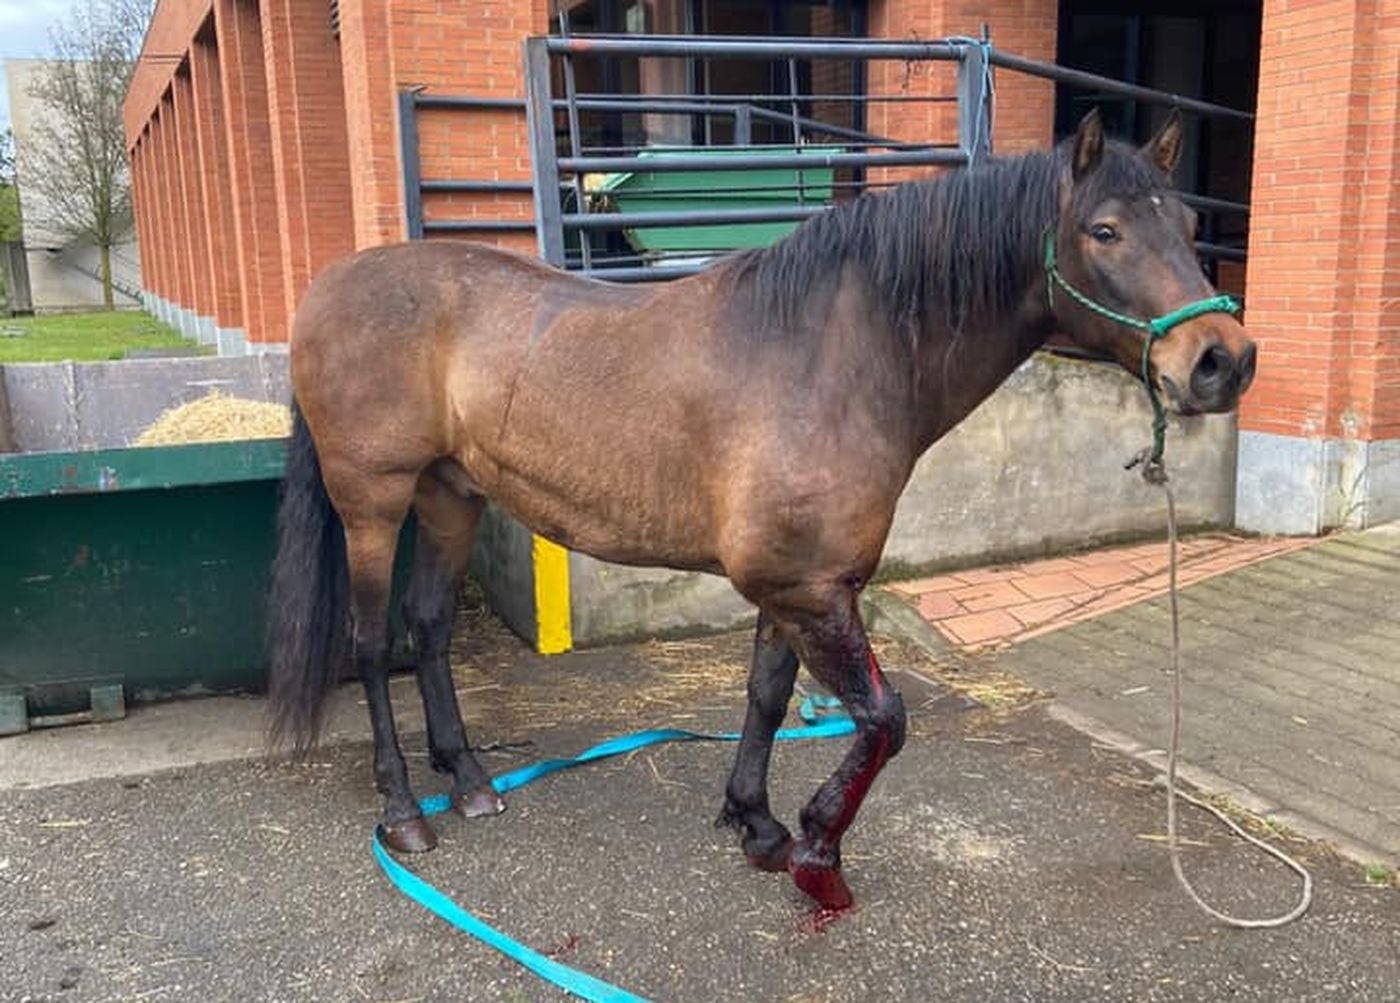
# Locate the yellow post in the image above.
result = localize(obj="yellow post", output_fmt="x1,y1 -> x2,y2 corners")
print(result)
531,534 -> 572,654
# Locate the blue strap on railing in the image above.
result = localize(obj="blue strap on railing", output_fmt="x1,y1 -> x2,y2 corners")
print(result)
372,695 -> 855,1003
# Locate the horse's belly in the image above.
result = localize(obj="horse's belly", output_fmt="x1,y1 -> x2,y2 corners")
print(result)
469,461 -> 723,574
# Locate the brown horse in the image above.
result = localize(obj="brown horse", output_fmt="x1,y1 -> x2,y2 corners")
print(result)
266,110 -> 1255,912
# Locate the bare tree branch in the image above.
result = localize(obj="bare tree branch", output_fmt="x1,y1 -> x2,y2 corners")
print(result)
18,0 -> 154,307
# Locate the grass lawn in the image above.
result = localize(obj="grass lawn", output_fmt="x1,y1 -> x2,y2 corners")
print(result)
0,310 -> 204,363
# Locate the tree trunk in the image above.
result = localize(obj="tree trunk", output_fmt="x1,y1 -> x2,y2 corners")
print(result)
100,242 -> 113,310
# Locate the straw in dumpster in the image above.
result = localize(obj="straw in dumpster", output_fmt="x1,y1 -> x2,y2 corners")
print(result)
134,389 -> 291,446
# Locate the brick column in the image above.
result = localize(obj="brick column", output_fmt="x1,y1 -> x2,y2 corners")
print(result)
172,67 -> 216,345
129,139 -> 158,313
336,0 -> 405,249
152,99 -> 193,328
138,127 -> 171,321
260,0 -> 355,325
190,26 -> 247,354
214,0 -> 289,347
150,121 -> 180,322
1235,0 -> 1400,533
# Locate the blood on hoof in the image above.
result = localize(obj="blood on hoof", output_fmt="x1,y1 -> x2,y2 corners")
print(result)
453,786 -> 506,818
380,816 -> 437,853
788,843 -> 854,912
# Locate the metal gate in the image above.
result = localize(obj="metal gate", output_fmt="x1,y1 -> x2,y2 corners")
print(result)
398,31 -> 1250,286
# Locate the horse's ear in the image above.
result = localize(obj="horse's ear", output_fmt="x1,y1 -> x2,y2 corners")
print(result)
1142,108 -> 1184,177
1072,108 -> 1105,182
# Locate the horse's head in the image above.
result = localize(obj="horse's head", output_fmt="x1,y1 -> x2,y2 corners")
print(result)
1047,109 -> 1256,416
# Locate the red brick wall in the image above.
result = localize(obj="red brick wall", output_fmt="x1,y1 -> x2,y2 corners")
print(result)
1241,0 -> 1400,443
214,0 -> 288,344
153,96 -> 192,311
336,0 -> 402,249
140,120 -> 170,304
260,0 -> 356,322
190,26 -> 244,330
129,139 -> 158,299
126,0 -> 216,145
172,68 -> 215,319
866,0 -> 1057,185
124,0 -> 551,343
370,0 -> 550,255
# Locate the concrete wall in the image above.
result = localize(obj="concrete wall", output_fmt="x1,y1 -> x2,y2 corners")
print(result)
500,353 -> 1240,648
880,353 -> 1237,576
23,241 -> 143,313
468,506 -> 539,648
1237,431 -> 1400,535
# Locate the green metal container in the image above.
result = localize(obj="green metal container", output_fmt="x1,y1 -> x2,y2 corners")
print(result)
594,146 -> 842,253
0,439 -> 412,732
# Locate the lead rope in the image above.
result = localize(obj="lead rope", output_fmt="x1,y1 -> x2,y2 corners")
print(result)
1131,369 -> 1313,927
372,697 -> 856,1003
1156,478 -> 1314,927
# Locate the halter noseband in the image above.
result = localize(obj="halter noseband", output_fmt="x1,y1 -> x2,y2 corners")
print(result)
1042,227 -> 1242,475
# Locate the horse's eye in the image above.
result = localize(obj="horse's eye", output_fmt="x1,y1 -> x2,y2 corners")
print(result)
1089,223 -> 1120,244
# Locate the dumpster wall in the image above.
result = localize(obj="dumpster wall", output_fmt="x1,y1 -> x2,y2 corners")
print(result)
1,354 -> 290,452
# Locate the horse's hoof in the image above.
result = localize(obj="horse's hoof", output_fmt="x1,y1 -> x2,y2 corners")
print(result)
746,835 -> 795,873
788,843 -> 854,911
453,786 -> 506,819
380,816 -> 438,853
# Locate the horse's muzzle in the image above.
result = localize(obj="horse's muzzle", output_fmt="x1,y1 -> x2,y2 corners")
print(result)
1165,338 -> 1257,415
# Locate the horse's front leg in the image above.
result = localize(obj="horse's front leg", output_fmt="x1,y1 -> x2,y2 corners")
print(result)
775,585 -> 907,911
717,612 -> 800,871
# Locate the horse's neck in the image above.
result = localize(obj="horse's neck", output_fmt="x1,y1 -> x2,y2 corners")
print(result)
911,283 -> 1056,454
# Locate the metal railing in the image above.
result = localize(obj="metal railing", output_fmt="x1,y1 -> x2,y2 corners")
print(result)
398,32 -> 1252,285
397,91 -> 536,240
520,34 -> 993,279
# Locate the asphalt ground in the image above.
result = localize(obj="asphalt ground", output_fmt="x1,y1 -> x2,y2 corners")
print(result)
2,615 -> 1397,1003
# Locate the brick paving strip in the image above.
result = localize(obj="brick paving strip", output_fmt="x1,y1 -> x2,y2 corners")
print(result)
890,532 -> 1320,650
937,524 -> 1400,865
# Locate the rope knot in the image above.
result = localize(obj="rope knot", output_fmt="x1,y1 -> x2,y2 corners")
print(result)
1125,447 -> 1170,485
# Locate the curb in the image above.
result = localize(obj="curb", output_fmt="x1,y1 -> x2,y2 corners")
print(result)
1046,702 -> 1399,870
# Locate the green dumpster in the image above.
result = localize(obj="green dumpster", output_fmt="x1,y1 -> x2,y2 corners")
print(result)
592,145 -> 842,254
0,439 -> 413,733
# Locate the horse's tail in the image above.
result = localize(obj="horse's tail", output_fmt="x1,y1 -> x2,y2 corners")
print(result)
266,399 -> 349,755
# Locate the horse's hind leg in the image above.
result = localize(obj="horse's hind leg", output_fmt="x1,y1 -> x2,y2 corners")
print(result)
404,471 -> 505,818
339,473 -> 436,852
717,612 -> 799,871
773,585 -> 906,911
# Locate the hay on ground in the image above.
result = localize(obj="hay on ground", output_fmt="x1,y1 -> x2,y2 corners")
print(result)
134,390 -> 291,446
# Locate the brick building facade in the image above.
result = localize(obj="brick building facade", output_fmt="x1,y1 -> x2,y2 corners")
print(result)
123,0 -> 1398,533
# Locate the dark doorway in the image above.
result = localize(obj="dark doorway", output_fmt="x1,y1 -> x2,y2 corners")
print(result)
1055,2 -> 1261,287
553,1 -> 867,149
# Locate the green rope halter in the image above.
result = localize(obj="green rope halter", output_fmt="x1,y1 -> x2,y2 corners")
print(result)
1042,228 -> 1241,479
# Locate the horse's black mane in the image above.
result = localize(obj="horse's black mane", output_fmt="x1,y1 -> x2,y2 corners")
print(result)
726,137 -> 1163,340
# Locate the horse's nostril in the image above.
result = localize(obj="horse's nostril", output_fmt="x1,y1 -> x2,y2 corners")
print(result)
1188,345 -> 1239,407
1192,345 -> 1232,387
